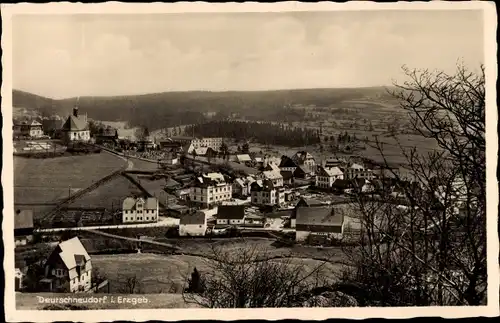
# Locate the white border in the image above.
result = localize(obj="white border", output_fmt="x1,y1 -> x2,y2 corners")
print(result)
2,2 -> 498,321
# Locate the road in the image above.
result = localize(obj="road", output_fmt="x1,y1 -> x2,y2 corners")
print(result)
83,228 -> 181,250
34,217 -> 180,233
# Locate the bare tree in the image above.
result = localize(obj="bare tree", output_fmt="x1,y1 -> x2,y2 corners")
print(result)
342,63 -> 486,306
182,240 -> 337,308
117,273 -> 143,294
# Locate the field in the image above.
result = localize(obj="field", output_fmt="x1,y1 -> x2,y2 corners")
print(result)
65,175 -> 143,210
14,151 -> 127,217
92,239 -> 345,294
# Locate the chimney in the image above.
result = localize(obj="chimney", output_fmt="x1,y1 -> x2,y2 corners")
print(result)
73,106 -> 79,117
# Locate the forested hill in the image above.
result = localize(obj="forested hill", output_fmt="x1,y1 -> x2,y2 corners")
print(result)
12,87 -> 395,131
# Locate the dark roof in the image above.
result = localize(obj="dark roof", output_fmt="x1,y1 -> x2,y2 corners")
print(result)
62,115 -> 88,131
165,178 -> 181,188
180,211 -> 206,225
217,205 -> 245,220
251,179 -> 274,191
296,197 -> 324,207
279,156 -> 298,168
14,210 -> 34,230
332,179 -> 352,189
280,171 -> 294,180
265,209 -> 293,218
296,206 -> 344,228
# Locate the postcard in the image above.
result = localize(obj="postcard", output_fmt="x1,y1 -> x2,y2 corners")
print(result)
2,1 -> 498,322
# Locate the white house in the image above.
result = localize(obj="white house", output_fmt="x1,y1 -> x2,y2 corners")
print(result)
216,205 -> 246,225
257,169 -> 284,188
186,137 -> 223,154
291,151 -> 316,176
233,176 -> 256,197
250,180 -> 285,207
61,106 -> 90,144
344,163 -> 374,180
189,172 -> 232,207
235,154 -> 252,163
295,206 -> 346,243
316,166 -> 344,189
179,211 -> 207,236
122,197 -> 159,223
41,237 -> 92,293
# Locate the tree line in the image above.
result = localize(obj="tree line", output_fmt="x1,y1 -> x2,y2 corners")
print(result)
184,121 -> 321,147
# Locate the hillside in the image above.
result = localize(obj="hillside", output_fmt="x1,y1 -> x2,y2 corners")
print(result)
12,87 -> 398,131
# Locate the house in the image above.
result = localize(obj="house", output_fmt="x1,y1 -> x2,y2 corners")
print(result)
189,172 -> 232,207
13,120 -> 44,138
233,176 -> 256,197
41,237 -> 92,293
159,140 -> 183,152
293,165 -> 311,179
61,106 -> 90,144
291,198 -> 325,228
280,171 -> 294,185
216,205 -> 245,226
257,169 -> 284,187
291,151 -> 316,176
250,179 -> 285,207
95,127 -> 118,144
179,211 -> 207,236
184,137 -> 223,154
323,157 -> 346,169
331,179 -> 354,194
235,154 -> 252,164
316,166 -> 344,189
122,197 -> 159,223
279,156 -> 298,173
175,187 -> 191,200
14,210 -> 34,246
295,206 -> 346,243
243,213 -> 265,227
344,163 -> 374,180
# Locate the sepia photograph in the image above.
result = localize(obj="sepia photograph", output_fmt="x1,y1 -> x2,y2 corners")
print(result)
2,1 -> 498,321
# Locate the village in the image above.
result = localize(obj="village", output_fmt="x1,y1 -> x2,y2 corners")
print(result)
12,102 -> 428,296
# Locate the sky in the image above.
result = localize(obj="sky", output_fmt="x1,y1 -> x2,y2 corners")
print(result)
12,10 -> 484,99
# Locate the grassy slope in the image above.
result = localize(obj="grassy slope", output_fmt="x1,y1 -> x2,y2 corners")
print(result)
14,152 -> 127,216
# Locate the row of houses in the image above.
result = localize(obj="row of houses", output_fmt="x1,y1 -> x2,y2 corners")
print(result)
14,106 -> 91,145
176,198 -> 349,243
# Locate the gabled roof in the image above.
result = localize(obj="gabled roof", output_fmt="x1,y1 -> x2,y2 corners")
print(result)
54,237 -> 91,278
262,170 -> 283,180
318,166 -> 343,177
165,178 -> 181,188
217,205 -> 245,220
279,156 -> 298,168
62,115 -> 88,131
296,206 -> 344,227
14,210 -> 34,230
122,197 -> 158,210
180,211 -> 206,225
292,151 -> 315,164
236,154 -> 252,162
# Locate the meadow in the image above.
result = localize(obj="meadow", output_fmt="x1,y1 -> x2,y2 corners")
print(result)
14,152 -> 127,217
65,175 -> 143,210
92,238 -> 345,294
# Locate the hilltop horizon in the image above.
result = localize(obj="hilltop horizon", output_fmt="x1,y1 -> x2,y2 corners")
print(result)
12,85 -> 395,101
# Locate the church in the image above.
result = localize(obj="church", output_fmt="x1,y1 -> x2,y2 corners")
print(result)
61,105 -> 90,144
